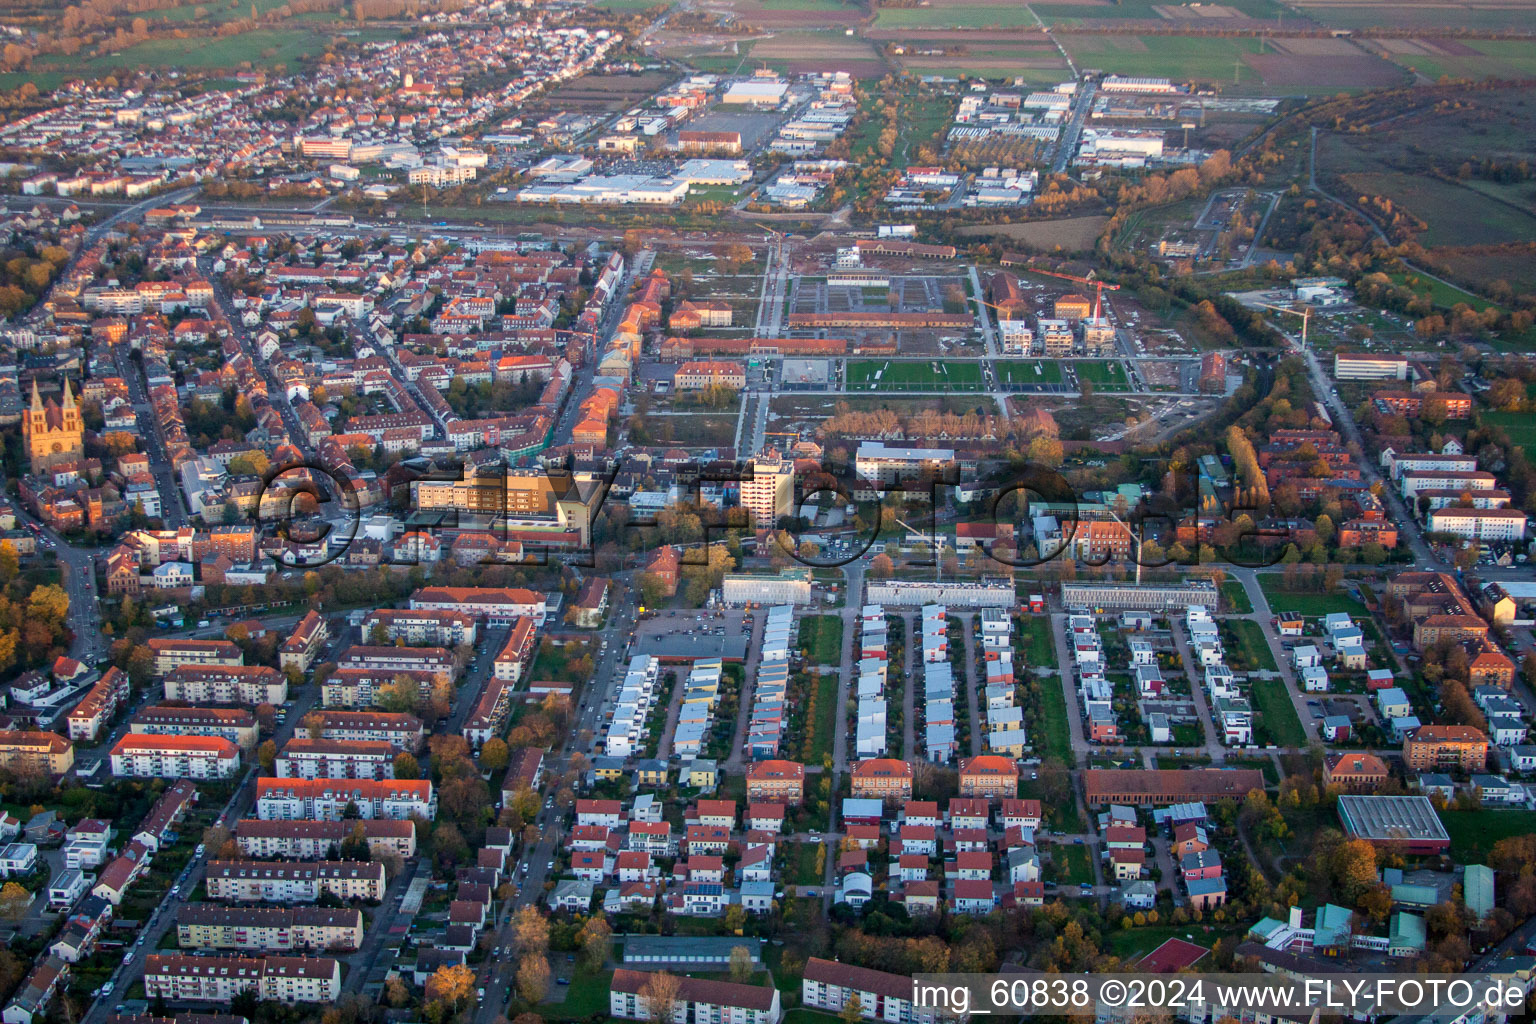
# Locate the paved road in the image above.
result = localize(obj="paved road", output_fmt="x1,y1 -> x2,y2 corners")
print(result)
81,620 -> 345,1024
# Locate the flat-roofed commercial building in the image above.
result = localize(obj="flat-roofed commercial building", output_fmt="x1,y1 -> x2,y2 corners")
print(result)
1336,794 -> 1450,854
1334,352 -> 1407,380
1062,580 -> 1219,611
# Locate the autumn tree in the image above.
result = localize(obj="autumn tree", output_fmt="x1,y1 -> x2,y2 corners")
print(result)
639,971 -> 682,1024
517,955 -> 550,1003
257,739 -> 277,774
728,945 -> 753,984
426,963 -> 475,1009
0,882 -> 30,920
577,916 -> 611,971
511,905 -> 549,957
479,737 -> 510,773
394,752 -> 420,779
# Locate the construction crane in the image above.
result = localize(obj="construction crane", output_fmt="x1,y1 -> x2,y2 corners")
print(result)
1251,300 -> 1311,352
1018,265 -> 1121,321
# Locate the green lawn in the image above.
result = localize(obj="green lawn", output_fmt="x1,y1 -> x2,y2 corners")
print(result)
1021,615 -> 1056,668
1387,272 -> 1503,315
807,671 -> 838,762
998,359 -> 1065,385
1053,843 -> 1094,884
847,359 -> 985,392
1228,618 -> 1278,672
1033,678 -> 1074,767
1250,678 -> 1306,747
546,968 -> 613,1017
783,841 -> 826,886
797,615 -> 843,666
1074,360 -> 1131,390
1438,809 -> 1536,863
1256,576 -> 1367,618
1222,579 -> 1253,614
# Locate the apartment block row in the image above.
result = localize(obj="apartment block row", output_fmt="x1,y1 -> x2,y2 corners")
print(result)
919,605 -> 957,763
746,606 -> 793,759
853,605 -> 887,758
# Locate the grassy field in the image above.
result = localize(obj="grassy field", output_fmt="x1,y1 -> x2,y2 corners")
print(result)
1483,410 -> 1536,455
28,26 -> 365,75
1021,615 -> 1056,668
1228,618 -> 1279,672
1437,809 -> 1536,862
1256,577 -> 1367,617
1074,360 -> 1130,389
1251,677 -> 1307,747
1052,843 -> 1094,884
548,968 -> 614,1018
1106,921 -> 1249,958
808,671 -> 838,762
1222,579 -> 1254,614
1032,677 -> 1074,767
797,615 -> 843,666
846,359 -> 985,391
957,215 -> 1109,250
998,360 -> 1065,385
1340,171 -> 1536,248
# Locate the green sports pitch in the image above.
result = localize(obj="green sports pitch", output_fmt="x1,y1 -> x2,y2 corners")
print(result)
1074,360 -> 1130,387
997,360 -> 1065,385
846,360 -> 984,391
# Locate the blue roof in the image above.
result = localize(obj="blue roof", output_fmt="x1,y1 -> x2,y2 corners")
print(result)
1315,903 -> 1354,947
1186,877 -> 1227,896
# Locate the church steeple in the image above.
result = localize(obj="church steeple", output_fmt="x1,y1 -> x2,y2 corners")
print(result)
62,378 -> 75,411
29,378 -> 43,414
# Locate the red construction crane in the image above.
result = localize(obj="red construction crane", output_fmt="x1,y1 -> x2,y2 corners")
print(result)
1019,265 -> 1121,321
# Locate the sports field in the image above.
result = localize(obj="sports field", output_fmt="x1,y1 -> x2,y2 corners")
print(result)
998,360 -> 1064,385
846,360 -> 985,391
1074,361 -> 1129,388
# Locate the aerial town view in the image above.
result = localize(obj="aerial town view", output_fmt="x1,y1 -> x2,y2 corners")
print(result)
0,0 -> 1532,1018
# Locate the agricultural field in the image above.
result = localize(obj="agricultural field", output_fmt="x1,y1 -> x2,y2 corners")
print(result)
1372,38 -> 1536,80
873,2 -> 1044,29
23,25 -> 363,77
998,360 -> 1065,385
1304,86 -> 1536,298
741,30 -> 887,76
1059,33 -> 1401,91
956,216 -> 1109,252
846,359 -> 986,392
1059,33 -> 1266,83
1288,1 -> 1536,32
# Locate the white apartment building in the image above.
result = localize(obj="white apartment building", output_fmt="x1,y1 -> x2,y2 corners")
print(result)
108,735 -> 242,779
1427,507 -> 1528,542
